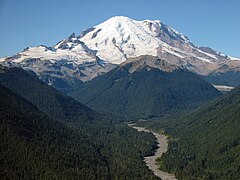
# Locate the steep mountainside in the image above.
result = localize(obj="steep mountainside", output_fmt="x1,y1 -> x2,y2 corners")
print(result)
0,83 -> 108,179
0,40 -> 116,92
0,66 -> 160,179
0,65 -> 97,123
1,16 -> 240,90
79,16 -> 240,86
80,16 -> 230,65
202,63 -> 240,87
136,87 -> 240,179
70,56 -> 222,119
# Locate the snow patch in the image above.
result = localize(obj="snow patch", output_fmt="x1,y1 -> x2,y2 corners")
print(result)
229,56 -> 240,60
213,84 -> 235,92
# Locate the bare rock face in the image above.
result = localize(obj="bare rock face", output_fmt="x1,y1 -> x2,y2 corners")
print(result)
1,16 -> 240,90
78,16 -> 240,86
0,38 -> 116,92
121,55 -> 178,73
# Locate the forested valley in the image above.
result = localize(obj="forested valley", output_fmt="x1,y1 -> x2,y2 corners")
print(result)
0,66 -> 159,179
136,87 -> 240,179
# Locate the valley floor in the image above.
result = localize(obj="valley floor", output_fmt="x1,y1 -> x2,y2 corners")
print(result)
129,124 -> 177,180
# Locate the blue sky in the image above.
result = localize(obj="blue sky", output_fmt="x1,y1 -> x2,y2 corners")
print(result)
0,0 -> 239,57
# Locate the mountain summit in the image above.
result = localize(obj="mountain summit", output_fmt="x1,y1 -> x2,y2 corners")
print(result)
79,16 -> 240,77
80,16 -> 191,64
1,16 -> 240,90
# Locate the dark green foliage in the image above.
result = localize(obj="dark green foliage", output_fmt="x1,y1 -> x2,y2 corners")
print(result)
70,65 -> 221,120
0,84 -> 99,179
0,67 -> 94,122
203,69 -> 240,87
137,87 -> 240,179
39,74 -> 83,93
0,66 -> 159,179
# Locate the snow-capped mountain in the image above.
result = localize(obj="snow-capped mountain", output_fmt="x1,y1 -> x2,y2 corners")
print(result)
79,16 -> 240,76
1,16 -> 240,91
0,34 -> 116,92
80,16 -> 191,64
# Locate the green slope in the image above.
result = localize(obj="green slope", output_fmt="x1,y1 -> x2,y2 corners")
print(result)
0,83 -> 107,179
0,66 -> 95,123
203,67 -> 240,87
70,56 -> 222,119
137,87 -> 240,179
0,66 -> 159,179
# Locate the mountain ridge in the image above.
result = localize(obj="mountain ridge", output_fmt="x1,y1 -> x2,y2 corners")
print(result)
1,15 -> 240,90
0,65 -> 160,179
136,86 -> 240,179
70,55 -> 222,119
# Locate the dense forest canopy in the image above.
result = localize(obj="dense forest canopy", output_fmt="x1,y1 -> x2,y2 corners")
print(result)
0,67 -> 159,179
136,87 -> 240,179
